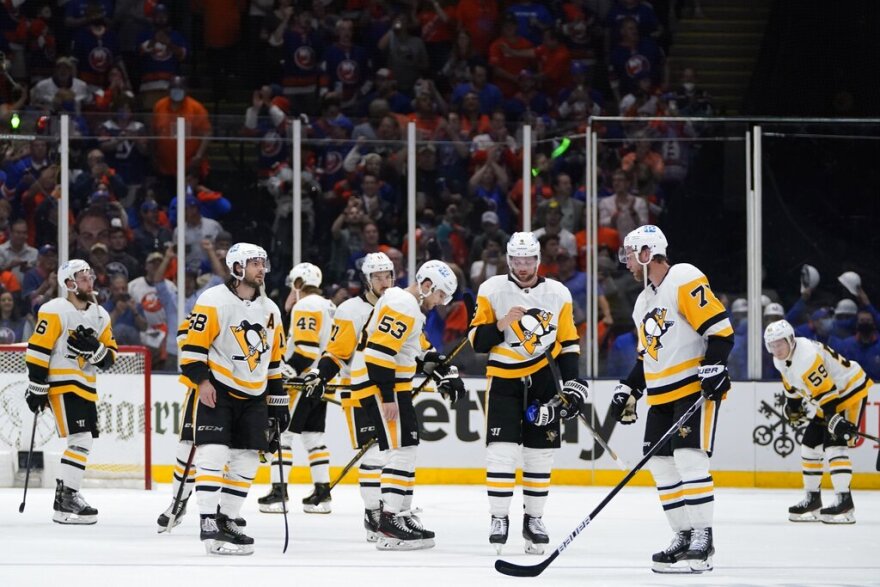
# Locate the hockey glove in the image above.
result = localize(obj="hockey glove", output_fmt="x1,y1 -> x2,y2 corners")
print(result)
783,397 -> 807,426
560,378 -> 589,418
526,397 -> 577,427
25,381 -> 49,413
697,363 -> 730,402
279,362 -> 298,384
67,325 -> 107,365
610,383 -> 639,425
298,369 -> 327,400
266,392 -> 291,451
827,413 -> 859,442
437,366 -> 466,405
418,351 -> 450,379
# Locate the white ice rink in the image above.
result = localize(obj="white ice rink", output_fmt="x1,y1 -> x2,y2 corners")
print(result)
2,484 -> 879,587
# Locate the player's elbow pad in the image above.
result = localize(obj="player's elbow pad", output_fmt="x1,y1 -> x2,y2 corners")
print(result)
470,324 -> 504,353
704,334 -> 734,365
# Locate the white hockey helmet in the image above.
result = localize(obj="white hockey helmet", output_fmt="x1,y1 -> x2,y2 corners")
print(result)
226,242 -> 270,280
287,262 -> 322,289
835,298 -> 858,317
507,231 -> 541,264
618,224 -> 667,264
763,302 -> 785,319
764,319 -> 795,356
838,271 -> 861,296
731,298 -> 748,315
57,259 -> 94,293
361,252 -> 394,284
415,260 -> 457,305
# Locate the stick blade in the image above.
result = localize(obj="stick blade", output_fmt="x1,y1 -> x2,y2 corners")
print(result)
18,502 -> 25,513
494,551 -> 557,577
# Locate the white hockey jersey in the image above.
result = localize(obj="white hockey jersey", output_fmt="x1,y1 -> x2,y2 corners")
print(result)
323,294 -> 373,386
179,284 -> 285,397
468,275 -> 579,379
773,337 -> 872,417
631,263 -> 733,405
25,297 -> 118,402
285,293 -> 336,368
349,287 -> 431,401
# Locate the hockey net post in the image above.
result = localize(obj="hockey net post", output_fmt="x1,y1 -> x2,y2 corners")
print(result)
0,344 -> 152,489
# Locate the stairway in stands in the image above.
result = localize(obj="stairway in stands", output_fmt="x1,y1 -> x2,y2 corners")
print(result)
670,0 -> 771,114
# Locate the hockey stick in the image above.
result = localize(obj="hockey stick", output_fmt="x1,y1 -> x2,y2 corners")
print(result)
275,419 -> 290,554
18,409 -> 39,513
165,442 -> 196,533
495,395 -> 707,577
543,348 -> 627,470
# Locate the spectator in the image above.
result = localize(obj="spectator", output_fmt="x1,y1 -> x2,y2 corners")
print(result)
359,173 -> 394,235
0,219 -> 37,283
242,85 -> 290,177
65,0 -> 114,31
107,226 -> 141,279
386,246 -> 407,286
608,17 -> 664,103
329,197 -> 368,282
606,327 -> 638,378
472,110 -> 519,168
136,3 -> 189,110
132,199 -> 171,260
129,250 -> 178,369
24,5 -> 58,83
794,307 -> 834,345
379,14 -> 428,96
91,61 -> 135,110
172,195 -> 223,266
103,273 -> 147,345
30,57 -> 92,112
606,0 -> 661,44
537,233 -> 561,278
598,169 -> 648,236
470,232 -> 506,289
838,310 -> 880,382
504,68 -> 551,121
97,95 -> 149,200
468,152 -> 511,231
22,244 -> 57,311
193,0 -> 247,101
559,2 -> 602,69
73,207 -> 111,259
417,0 -> 456,73
71,149 -> 127,211
359,70 -> 412,116
112,0 -> 152,85
439,29 -> 480,89
456,91 -> 491,138
321,19 -> 370,114
831,299 -> 858,345
435,203 -> 469,267
469,210 -> 510,264
505,0 -> 553,45
556,246 -> 611,327
619,74 -> 660,117
4,139 -> 52,191
268,0 -> 322,113
152,76 -> 212,193
0,290 -> 33,343
537,172 -> 584,233
674,67 -> 713,117
451,63 -> 502,115
70,3 -> 120,91
533,200 -> 577,257
489,14 -> 535,99
454,0 -> 499,57
348,221 -> 384,271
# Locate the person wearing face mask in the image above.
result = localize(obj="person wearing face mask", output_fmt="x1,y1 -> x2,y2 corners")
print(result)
30,57 -> 92,112
831,299 -> 858,347
674,67 -> 713,117
795,307 -> 834,345
837,311 -> 880,381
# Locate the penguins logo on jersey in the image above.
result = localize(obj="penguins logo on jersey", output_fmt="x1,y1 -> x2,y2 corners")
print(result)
230,320 -> 270,372
65,328 -> 91,369
639,308 -> 674,361
510,308 -> 556,355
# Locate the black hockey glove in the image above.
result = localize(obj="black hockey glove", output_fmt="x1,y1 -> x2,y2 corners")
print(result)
298,369 -> 326,400
783,397 -> 807,426
266,393 -> 291,451
610,383 -> 640,425
560,378 -> 589,418
67,325 -> 108,365
697,363 -> 730,402
25,381 -> 49,413
418,351 -> 450,379
827,413 -> 859,442
436,366 -> 466,405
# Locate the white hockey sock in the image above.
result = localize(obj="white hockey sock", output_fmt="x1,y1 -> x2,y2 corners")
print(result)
195,443 -> 229,516
801,444 -> 824,492
303,431 -> 331,484
486,442 -> 519,517
522,447 -> 553,517
171,440 -> 195,503
269,431 -> 294,485
358,444 -> 385,510
219,449 -> 258,519
826,445 -> 852,494
381,445 -> 416,515
648,455 -> 690,532
674,448 -> 714,529
59,432 -> 92,491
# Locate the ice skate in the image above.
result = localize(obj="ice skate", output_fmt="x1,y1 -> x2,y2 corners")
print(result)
683,527 -> 714,572
53,480 -> 97,525
651,530 -> 691,573
820,492 -> 855,524
157,496 -> 188,533
376,511 -> 428,551
364,508 -> 381,542
489,515 -> 509,554
200,514 -> 254,556
522,514 -> 548,555
302,482 -> 332,514
257,483 -> 288,513
401,510 -> 435,548
789,491 -> 822,522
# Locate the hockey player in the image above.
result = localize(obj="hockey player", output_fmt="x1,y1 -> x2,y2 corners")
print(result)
258,262 -> 335,513
468,232 -> 588,555
179,243 -> 287,555
25,259 -> 118,524
349,259 -> 464,550
296,252 -> 396,541
609,225 -> 733,574
764,319 -> 872,524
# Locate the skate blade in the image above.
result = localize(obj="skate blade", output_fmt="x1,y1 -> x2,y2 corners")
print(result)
491,542 -> 505,555
820,513 -> 856,524
788,512 -> 821,522
375,536 -> 429,551
204,540 -> 254,556
53,512 -> 97,525
523,540 -> 546,555
258,503 -> 288,514
653,561 -> 705,574
303,503 -> 332,514
366,530 -> 380,543
688,556 -> 713,573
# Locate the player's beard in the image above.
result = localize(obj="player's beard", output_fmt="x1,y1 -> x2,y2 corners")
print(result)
243,275 -> 264,290
75,290 -> 96,303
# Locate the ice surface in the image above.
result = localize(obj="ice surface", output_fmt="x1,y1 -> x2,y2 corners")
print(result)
2,484 -> 879,587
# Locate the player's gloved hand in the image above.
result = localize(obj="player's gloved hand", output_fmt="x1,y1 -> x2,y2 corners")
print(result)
25,381 -> 49,413
279,362 -> 297,384
525,396 -> 578,427
266,392 -> 291,451
67,325 -> 107,364
697,363 -> 730,401
827,413 -> 859,442
419,351 -> 449,379
299,369 -> 326,400
610,383 -> 639,424
783,397 -> 807,426
437,366 -> 466,404
560,378 -> 589,418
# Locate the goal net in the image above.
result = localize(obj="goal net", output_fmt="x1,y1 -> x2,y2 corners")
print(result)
0,344 -> 152,489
